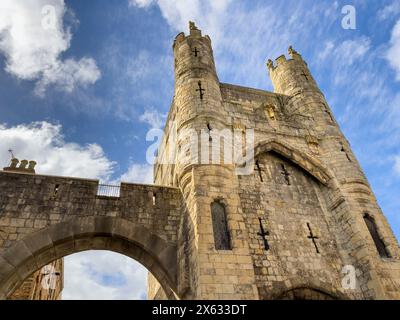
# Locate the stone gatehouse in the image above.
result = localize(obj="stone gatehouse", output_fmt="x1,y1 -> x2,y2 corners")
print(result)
0,22 -> 399,300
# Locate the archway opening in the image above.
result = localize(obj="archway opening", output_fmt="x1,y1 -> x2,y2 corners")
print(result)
0,217 -> 177,300
63,251 -> 148,300
9,250 -> 151,300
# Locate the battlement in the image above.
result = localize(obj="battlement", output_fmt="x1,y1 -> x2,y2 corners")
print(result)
266,46 -> 320,96
267,46 -> 306,72
173,21 -> 212,49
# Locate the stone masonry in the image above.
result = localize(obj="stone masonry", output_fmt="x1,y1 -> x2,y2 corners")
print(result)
9,259 -> 63,300
0,170 -> 181,299
150,22 -> 400,299
2,159 -> 64,300
0,22 -> 399,300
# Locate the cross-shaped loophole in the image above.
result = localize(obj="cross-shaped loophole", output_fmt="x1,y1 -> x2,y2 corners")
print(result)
192,47 -> 200,57
307,222 -> 319,254
196,81 -> 205,100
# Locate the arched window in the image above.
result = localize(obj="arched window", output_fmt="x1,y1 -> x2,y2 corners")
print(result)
363,214 -> 390,258
211,201 -> 231,250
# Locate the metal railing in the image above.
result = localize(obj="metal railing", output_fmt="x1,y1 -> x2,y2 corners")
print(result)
97,184 -> 120,198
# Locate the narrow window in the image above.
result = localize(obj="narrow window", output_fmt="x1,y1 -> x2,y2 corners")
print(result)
340,143 -> 352,162
207,123 -> 212,142
280,164 -> 290,185
211,201 -> 231,250
152,193 -> 156,206
54,184 -> 60,196
363,214 -> 390,258
255,160 -> 263,182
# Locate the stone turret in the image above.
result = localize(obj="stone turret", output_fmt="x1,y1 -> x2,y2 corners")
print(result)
3,158 -> 36,174
153,22 -> 259,299
267,46 -> 319,96
172,21 -> 225,127
267,46 -> 338,136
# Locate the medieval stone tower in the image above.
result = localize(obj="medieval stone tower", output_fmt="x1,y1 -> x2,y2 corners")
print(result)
148,22 -> 400,300
0,22 -> 399,300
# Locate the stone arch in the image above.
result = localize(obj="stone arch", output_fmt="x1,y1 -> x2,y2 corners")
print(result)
254,139 -> 332,185
0,216 -> 178,300
276,287 -> 338,300
273,280 -> 348,300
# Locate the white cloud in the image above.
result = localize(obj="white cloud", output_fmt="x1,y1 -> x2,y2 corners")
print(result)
120,163 -> 153,184
62,251 -> 147,300
139,108 -> 167,129
0,121 -> 114,181
386,19 -> 400,81
0,0 -> 101,96
128,0 -> 155,8
35,57 -> 101,96
378,2 -> 400,20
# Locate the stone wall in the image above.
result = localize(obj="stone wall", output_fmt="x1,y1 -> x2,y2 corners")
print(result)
150,22 -> 400,300
0,171 -> 182,299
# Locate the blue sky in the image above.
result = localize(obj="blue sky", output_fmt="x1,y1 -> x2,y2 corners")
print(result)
0,0 -> 399,299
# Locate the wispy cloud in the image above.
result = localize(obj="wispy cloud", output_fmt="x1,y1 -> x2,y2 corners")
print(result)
318,37 -> 371,86
386,19 -> 400,80
128,0 -> 155,9
139,108 -> 167,129
395,156 -> 400,175
377,1 -> 400,20
120,163 -> 153,184
100,40 -> 173,121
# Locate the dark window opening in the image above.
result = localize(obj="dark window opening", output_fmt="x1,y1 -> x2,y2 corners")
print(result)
255,160 -> 263,182
211,201 -> 231,250
207,123 -> 212,142
363,214 -> 390,258
280,164 -> 291,185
